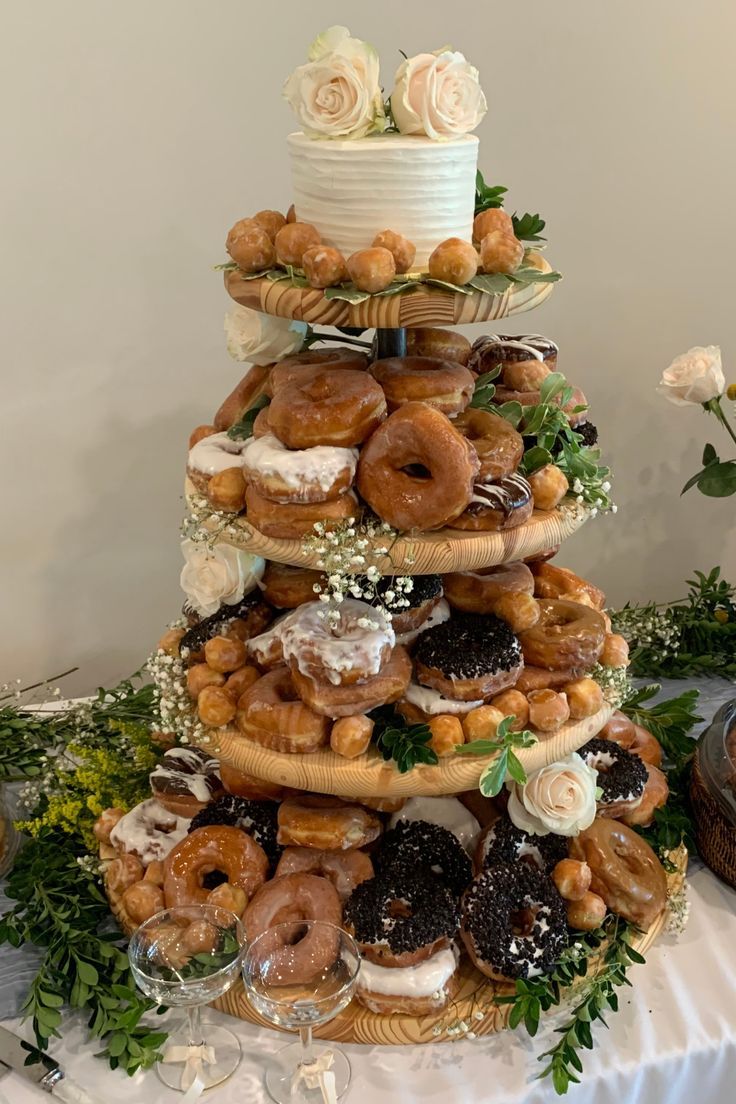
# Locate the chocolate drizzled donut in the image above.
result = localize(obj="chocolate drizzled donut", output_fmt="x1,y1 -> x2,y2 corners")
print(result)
461,863 -> 568,980
149,747 -> 223,815
468,334 -> 558,374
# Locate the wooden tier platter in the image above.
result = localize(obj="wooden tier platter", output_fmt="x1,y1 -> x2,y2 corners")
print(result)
224,262 -> 555,329
105,844 -> 687,1045
209,704 -> 613,800
186,481 -> 588,574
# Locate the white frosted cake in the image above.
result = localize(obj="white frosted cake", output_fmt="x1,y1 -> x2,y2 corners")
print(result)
287,132 -> 479,269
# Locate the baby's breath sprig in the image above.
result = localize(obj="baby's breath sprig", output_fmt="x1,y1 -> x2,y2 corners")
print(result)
146,648 -> 206,747
589,663 -> 631,708
181,493 -> 243,549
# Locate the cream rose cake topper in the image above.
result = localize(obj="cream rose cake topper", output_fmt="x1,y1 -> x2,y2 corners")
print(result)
284,25 -> 487,140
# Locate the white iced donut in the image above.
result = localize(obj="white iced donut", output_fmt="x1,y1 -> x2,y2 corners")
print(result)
240,433 -> 358,505
403,680 -> 483,716
187,431 -> 248,493
247,610 -> 298,670
355,946 -> 459,1015
390,797 -> 481,853
110,799 -> 190,866
280,600 -> 395,687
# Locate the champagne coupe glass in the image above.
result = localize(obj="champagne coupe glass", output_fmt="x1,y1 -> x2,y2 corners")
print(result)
242,921 -> 361,1103
128,904 -> 246,1093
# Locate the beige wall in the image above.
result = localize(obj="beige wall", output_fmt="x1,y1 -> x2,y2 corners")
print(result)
3,0 -> 736,695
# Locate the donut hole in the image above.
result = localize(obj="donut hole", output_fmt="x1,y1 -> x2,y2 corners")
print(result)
201,869 -> 229,890
387,897 -> 413,920
401,462 -> 433,481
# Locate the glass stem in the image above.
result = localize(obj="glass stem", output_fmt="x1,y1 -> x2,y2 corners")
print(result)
299,1025 -> 314,1066
187,1004 -> 204,1047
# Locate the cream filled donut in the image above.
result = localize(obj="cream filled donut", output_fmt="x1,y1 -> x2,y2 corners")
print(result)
402,680 -> 484,716
395,598 -> 451,647
110,799 -> 190,866
356,945 -> 459,1016
187,432 -> 248,493
239,433 -> 358,505
280,599 -> 395,687
390,797 -> 481,854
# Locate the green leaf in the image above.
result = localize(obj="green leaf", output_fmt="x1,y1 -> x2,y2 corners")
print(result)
505,749 -> 528,786
540,372 -> 569,405
696,460 -> 736,497
552,1065 -> 570,1095
75,960 -> 99,987
107,1032 -> 128,1058
323,285 -> 372,304
509,267 -> 562,285
479,749 -> 508,797
226,394 -> 270,441
522,445 -> 554,474
468,273 -> 514,296
494,400 -> 524,427
512,211 -> 547,241
420,277 -> 474,295
702,442 -> 718,466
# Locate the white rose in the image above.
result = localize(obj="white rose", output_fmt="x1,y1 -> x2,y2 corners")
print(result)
506,753 -> 598,837
180,540 -> 265,618
284,26 -> 385,139
390,50 -> 487,139
224,306 -> 307,366
658,345 -> 725,406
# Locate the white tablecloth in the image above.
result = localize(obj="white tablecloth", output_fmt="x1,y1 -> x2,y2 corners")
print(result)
2,680 -> 735,1103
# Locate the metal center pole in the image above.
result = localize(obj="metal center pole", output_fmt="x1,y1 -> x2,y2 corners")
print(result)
374,327 -> 407,359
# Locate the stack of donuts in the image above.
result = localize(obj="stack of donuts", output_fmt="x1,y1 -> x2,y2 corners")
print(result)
158,555 -> 630,760
186,328 -> 593,536
98,730 -> 671,1015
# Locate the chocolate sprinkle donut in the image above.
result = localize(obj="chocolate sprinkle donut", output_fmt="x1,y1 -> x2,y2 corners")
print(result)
180,591 -> 273,654
373,820 -> 472,897
477,816 -> 568,875
189,795 -> 281,867
461,863 -> 568,980
345,871 -> 458,958
579,738 -> 647,806
413,613 -> 522,683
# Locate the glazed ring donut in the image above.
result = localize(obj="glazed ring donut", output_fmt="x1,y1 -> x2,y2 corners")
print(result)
447,473 -> 534,532
239,433 -> 358,504
261,563 -> 324,608
109,799 -> 190,866
163,825 -> 268,909
452,408 -> 524,481
569,818 -> 667,928
413,613 -> 523,701
344,871 -> 459,967
356,402 -> 480,531
279,599 -> 394,687
628,724 -> 663,767
276,796 -> 382,851
187,431 -> 248,495
460,863 -> 568,980
268,369 -> 386,448
474,816 -> 567,877
245,484 -> 360,539
235,668 -> 331,753
369,356 -> 475,415
579,738 -> 648,817
291,645 -> 412,718
531,562 -> 606,610
406,327 -> 471,365
189,795 -> 281,867
518,599 -> 606,670
514,664 -> 582,693
443,562 -> 534,615
275,846 -> 374,902
373,820 -> 472,897
244,872 -> 343,985
266,349 -> 370,396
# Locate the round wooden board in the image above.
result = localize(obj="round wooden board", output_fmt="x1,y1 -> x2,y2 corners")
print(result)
224,263 -> 555,329
105,844 -> 687,1045
209,704 -> 613,799
186,480 -> 589,574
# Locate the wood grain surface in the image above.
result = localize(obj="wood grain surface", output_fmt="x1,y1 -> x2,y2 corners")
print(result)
105,844 -> 687,1045
209,704 -> 614,799
224,263 -> 555,329
185,480 -> 589,574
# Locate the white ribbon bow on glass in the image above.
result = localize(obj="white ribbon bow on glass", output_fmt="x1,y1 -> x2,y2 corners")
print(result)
290,1051 -> 337,1104
162,1043 -> 216,1103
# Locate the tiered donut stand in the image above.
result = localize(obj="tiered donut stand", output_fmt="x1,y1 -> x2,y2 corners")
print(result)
166,273 -> 686,1043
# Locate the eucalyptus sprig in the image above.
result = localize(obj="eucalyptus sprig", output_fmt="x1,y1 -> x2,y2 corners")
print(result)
455,715 -> 537,796
370,705 -> 438,773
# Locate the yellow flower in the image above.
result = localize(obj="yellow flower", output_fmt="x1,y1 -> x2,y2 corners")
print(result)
714,609 -> 729,624
727,383 -> 736,401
